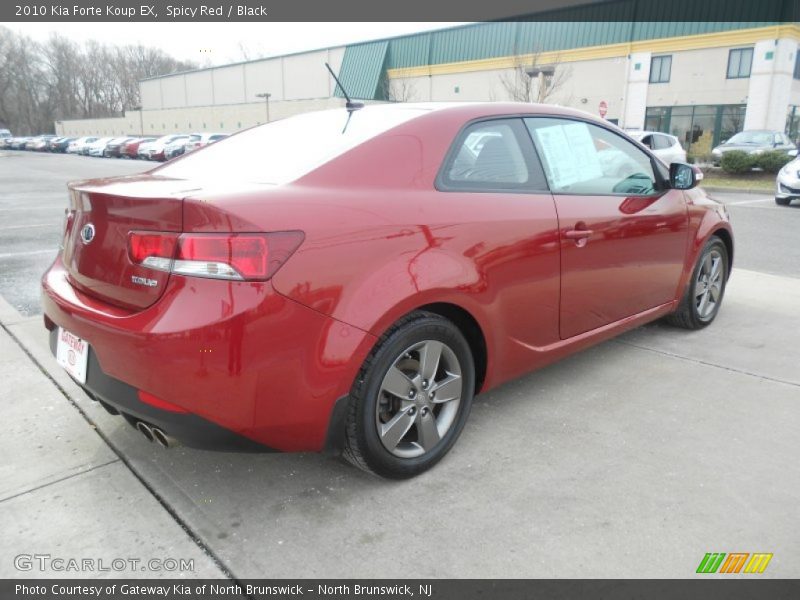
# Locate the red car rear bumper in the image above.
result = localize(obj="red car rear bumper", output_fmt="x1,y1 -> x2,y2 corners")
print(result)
41,256 -> 376,452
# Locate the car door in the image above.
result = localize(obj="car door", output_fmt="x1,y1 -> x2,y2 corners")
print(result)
436,117 -> 562,362
524,117 -> 689,339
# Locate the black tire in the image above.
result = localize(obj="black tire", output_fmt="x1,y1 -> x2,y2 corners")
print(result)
343,311 -> 475,479
775,197 -> 791,206
666,236 -> 729,330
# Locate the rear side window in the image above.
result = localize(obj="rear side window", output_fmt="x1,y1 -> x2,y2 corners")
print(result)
438,119 -> 547,192
652,134 -> 671,150
157,107 -> 430,184
525,117 -> 659,196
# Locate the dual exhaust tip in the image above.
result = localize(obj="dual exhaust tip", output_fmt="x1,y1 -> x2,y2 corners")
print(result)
135,421 -> 175,448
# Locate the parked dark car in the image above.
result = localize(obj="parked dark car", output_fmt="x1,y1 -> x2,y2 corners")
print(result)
10,137 -> 31,150
104,137 -> 137,158
711,130 -> 797,164
48,137 -> 74,152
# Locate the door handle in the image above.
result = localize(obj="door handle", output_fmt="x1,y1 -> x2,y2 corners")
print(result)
564,229 -> 593,240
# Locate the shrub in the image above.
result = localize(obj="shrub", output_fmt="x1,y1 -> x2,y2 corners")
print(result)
720,150 -> 756,174
755,150 -> 794,173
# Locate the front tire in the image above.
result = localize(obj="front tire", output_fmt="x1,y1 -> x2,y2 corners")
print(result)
667,236 -> 729,330
775,196 -> 791,206
343,311 -> 475,479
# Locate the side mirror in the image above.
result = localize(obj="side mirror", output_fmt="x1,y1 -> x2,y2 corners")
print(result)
670,162 -> 701,190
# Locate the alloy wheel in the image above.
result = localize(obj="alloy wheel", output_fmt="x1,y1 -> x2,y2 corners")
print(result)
695,249 -> 724,320
375,340 -> 463,459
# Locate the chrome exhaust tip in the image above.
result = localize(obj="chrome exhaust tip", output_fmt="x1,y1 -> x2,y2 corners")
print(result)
135,421 -> 154,442
150,426 -> 175,449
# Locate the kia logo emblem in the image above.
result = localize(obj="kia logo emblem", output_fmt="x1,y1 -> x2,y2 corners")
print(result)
80,223 -> 95,244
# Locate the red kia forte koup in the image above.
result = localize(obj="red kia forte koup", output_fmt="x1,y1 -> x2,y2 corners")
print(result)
42,103 -> 733,478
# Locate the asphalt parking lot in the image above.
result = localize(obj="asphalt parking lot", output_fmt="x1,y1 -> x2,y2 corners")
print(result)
0,152 -> 798,579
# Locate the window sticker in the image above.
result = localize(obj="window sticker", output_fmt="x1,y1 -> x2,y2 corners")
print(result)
534,122 -> 603,189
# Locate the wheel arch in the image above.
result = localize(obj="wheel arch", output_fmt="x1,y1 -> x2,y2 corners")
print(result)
711,227 -> 734,274
416,302 -> 488,394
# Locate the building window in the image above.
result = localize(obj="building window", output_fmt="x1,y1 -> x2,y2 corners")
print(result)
727,48 -> 753,79
794,54 -> 800,80
645,104 -> 746,159
649,55 -> 671,83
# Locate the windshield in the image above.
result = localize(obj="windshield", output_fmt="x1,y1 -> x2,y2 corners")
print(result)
157,107 -> 430,184
727,131 -> 774,145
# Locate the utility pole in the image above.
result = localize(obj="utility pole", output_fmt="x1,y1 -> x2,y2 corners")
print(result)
256,92 -> 272,122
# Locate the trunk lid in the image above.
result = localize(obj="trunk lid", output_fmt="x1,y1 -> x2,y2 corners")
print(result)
62,175 -> 201,311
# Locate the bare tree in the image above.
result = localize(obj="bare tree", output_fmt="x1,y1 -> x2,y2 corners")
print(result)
381,77 -> 417,103
0,26 -> 196,134
499,46 -> 572,104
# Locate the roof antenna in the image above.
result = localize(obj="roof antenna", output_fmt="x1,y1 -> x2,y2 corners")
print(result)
325,62 -> 364,112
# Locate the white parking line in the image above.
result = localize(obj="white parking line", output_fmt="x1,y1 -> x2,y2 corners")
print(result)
0,206 -> 63,212
0,223 -> 59,230
0,248 -> 57,259
725,197 -> 774,206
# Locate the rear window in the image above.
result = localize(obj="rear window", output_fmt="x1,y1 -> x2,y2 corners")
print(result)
652,135 -> 671,150
157,107 -> 429,184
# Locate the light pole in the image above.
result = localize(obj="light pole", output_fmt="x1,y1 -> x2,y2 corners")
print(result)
256,92 -> 272,122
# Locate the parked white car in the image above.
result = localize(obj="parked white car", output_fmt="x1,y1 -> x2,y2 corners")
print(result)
86,137 -> 113,156
163,135 -> 192,160
775,156 -> 800,206
67,136 -> 98,154
143,134 -> 187,161
183,132 -> 229,153
629,131 -> 687,165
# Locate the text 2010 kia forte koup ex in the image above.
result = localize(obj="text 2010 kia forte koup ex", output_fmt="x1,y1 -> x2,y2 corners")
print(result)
42,103 -> 733,478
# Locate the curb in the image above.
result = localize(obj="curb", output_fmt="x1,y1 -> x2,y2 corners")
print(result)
700,186 -> 773,196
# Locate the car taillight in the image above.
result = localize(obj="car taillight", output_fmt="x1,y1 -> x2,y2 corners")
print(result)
128,232 -> 179,271
127,231 -> 303,281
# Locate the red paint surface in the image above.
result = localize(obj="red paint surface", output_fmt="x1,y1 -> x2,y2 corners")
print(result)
42,103 -> 733,451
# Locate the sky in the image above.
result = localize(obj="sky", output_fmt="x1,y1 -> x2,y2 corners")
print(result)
10,22 -> 469,66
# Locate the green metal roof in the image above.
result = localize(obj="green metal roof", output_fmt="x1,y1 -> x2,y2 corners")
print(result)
337,0 -> 794,99
334,41 -> 389,100
383,20 -> 781,71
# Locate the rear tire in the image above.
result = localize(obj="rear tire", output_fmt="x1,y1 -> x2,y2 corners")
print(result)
343,311 -> 475,479
666,236 -> 729,330
775,197 -> 791,206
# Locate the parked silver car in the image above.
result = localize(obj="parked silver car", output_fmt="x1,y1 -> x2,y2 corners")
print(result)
712,130 -> 797,165
775,157 -> 800,206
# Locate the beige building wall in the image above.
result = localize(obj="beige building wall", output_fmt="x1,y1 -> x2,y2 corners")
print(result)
140,46 -> 345,111
646,46 -> 751,107
791,78 -> 800,106
55,97 -> 349,137
745,38 -> 798,130
56,36 -> 799,139
389,56 -> 627,121
184,71 -> 214,106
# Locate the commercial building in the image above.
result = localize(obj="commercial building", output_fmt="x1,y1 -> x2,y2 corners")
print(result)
56,18 -> 800,159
